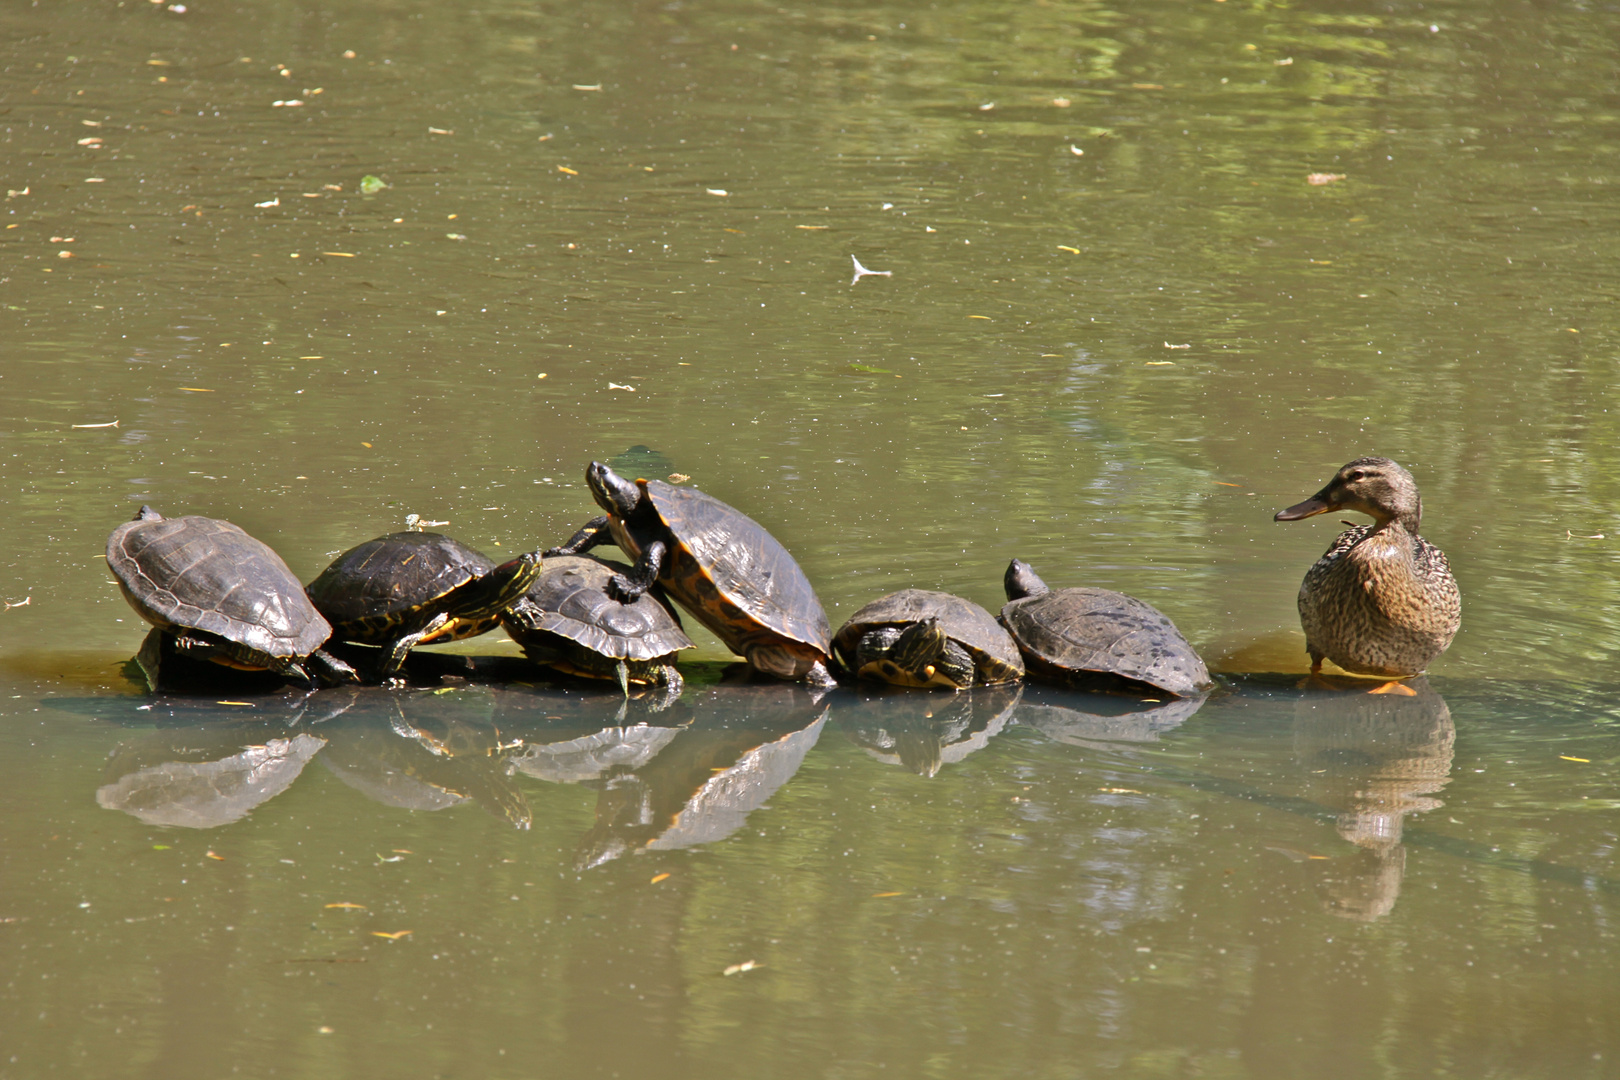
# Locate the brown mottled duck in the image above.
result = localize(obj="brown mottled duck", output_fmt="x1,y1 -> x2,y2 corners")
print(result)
1274,457 -> 1460,678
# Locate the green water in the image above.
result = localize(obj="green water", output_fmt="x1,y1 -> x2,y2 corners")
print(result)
3,0 -> 1619,1075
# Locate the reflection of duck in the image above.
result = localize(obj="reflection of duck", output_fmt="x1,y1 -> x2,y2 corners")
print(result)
1274,457 -> 1460,677
1292,676 -> 1454,920
97,728 -> 326,828
837,684 -> 1021,777
1014,683 -> 1205,750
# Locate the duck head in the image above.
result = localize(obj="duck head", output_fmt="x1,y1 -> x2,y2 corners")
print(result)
1274,456 -> 1424,533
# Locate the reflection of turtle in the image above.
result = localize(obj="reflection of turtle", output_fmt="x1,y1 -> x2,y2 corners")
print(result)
548,462 -> 833,686
97,731 -> 326,828
839,683 -> 1022,776
306,532 -> 541,685
107,506 -> 357,688
1014,683 -> 1206,748
569,684 -> 831,868
501,555 -> 693,696
315,690 -> 533,828
1000,559 -> 1211,698
834,589 -> 1023,689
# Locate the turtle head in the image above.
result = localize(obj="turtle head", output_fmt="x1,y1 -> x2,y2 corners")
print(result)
887,617 -> 950,680
1275,456 -> 1421,532
133,505 -> 163,523
586,461 -> 644,519
1004,559 -> 1051,601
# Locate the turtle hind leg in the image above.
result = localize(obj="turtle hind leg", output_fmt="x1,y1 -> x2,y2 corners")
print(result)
378,612 -> 452,686
308,648 -> 361,687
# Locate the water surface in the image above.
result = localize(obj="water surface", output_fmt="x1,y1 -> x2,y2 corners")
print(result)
3,0 -> 1619,1075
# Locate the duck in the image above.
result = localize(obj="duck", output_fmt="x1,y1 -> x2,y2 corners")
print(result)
1274,456 -> 1460,678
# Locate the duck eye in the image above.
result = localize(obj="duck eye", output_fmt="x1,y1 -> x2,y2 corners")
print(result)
1345,470 -> 1364,482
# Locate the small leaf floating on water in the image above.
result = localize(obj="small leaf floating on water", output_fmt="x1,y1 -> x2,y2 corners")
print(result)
376,854 -> 405,863
4,597 -> 31,610
1566,531 -> 1605,540
71,420 -> 119,429
1099,787 -> 1143,794
1069,145 -> 1085,156
427,127 -> 453,136
706,188 -> 729,197
1053,97 -> 1071,107
1306,173 -> 1346,185
667,473 -> 690,484
205,851 -> 225,861
1214,481 -> 1243,488
215,701 -> 254,706
1164,342 -> 1191,349
180,387 -> 214,392
650,873 -> 671,884
1057,245 -> 1080,253
872,892 -> 904,898
152,844 -> 170,850
358,175 -> 388,194
557,165 -> 579,175
371,930 -> 412,940
607,383 -> 635,392
323,252 -> 355,257
572,84 -> 602,91
1145,361 -> 1176,366
722,960 -> 760,976
1560,755 -> 1591,763
796,225 -> 828,230
271,100 -> 304,108
446,233 -> 466,241
967,315 -> 991,320
324,902 -> 367,910
978,102 -> 995,111
254,197 -> 280,208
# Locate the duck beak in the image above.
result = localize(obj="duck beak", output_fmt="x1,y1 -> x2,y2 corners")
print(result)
1274,488 -> 1335,521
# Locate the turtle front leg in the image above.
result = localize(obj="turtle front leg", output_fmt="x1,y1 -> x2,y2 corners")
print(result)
608,540 -> 666,603
379,612 -> 452,685
545,516 -> 613,558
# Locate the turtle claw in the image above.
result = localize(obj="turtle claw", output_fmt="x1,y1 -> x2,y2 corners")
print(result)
614,660 -> 630,698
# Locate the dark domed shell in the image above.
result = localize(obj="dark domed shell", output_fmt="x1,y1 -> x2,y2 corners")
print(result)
107,509 -> 331,661
1001,585 -> 1211,697
835,588 -> 1024,681
307,532 -> 494,628
642,479 -> 830,653
506,555 -> 692,662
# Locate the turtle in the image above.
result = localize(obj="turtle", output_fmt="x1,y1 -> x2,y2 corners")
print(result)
999,559 -> 1213,698
833,589 -> 1024,689
106,506 -> 358,687
501,554 -> 694,696
546,461 -> 835,687
306,531 -> 542,685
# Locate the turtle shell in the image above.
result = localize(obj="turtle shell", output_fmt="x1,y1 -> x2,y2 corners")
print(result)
503,555 -> 693,666
307,532 -> 498,640
1000,586 -> 1211,698
626,479 -> 830,670
833,589 -> 1024,686
107,507 -> 332,668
